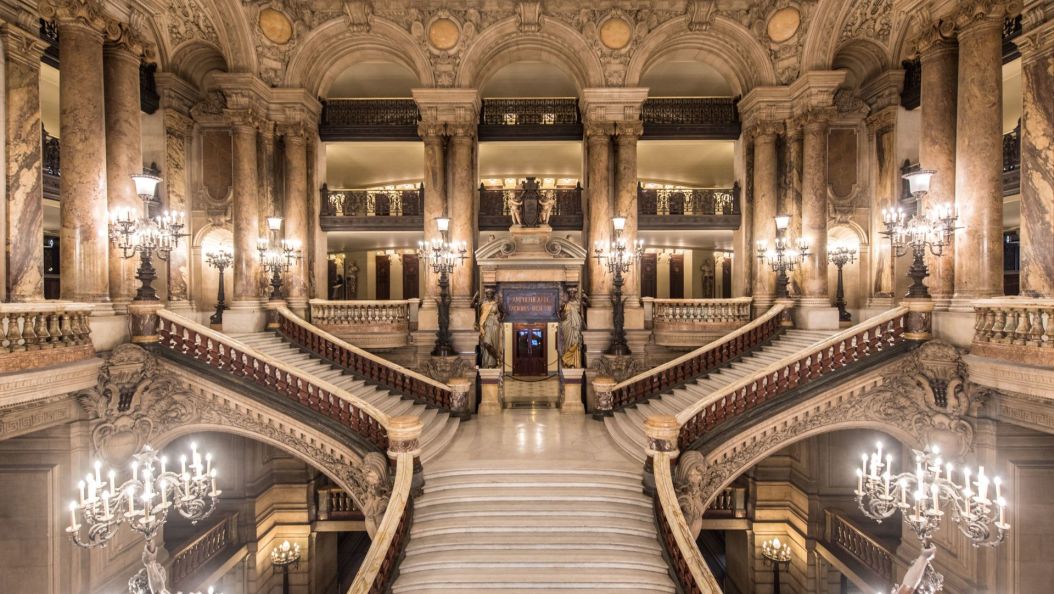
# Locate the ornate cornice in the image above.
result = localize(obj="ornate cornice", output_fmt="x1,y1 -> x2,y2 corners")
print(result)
0,23 -> 47,68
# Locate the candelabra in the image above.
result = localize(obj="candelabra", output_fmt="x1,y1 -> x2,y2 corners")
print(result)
417,217 -> 467,357
257,216 -> 302,300
760,536 -> 791,594
110,173 -> 186,301
67,443 -> 221,594
827,242 -> 858,322
756,215 -> 809,300
881,170 -> 958,299
855,443 -> 1009,594
270,540 -> 301,594
205,246 -> 233,328
593,216 -> 644,356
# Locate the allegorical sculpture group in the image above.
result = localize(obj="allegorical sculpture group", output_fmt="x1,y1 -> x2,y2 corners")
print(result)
474,286 -> 583,371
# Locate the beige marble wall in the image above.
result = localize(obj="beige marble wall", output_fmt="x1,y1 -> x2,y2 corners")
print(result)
103,40 -> 144,306
231,119 -> 261,301
585,123 -> 614,304
800,113 -> 830,303
615,122 -> 643,303
953,11 -> 1005,301
1,25 -> 46,302
282,124 -> 310,305
920,34 -> 959,304
57,21 -> 109,303
752,125 -> 781,309
1017,20 -> 1054,297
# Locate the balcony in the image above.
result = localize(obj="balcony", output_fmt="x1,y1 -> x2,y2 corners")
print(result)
320,185 -> 424,231
479,98 -> 582,140
478,179 -> 583,230
1003,120 -> 1020,197
641,97 -> 741,139
637,183 -> 741,230
42,129 -> 59,200
319,99 -> 420,141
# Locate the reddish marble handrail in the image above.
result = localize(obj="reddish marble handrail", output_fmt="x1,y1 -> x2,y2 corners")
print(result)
156,310 -> 390,452
169,513 -> 237,588
275,306 -> 455,410
349,452 -> 414,594
677,307 -> 909,449
609,304 -> 786,410
825,509 -> 895,584
653,452 -> 722,594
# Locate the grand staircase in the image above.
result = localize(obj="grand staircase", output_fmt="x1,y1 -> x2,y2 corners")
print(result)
605,329 -> 835,463
229,331 -> 460,463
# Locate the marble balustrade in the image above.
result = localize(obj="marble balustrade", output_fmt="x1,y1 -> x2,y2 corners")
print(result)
0,302 -> 94,371
308,299 -> 417,348
971,298 -> 1054,366
648,297 -> 753,327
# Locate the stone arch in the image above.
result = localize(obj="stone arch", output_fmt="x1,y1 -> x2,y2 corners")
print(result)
801,0 -> 855,71
207,0 -> 257,74
832,38 -> 891,90
169,41 -> 230,90
456,17 -> 604,91
284,19 -> 435,96
626,17 -> 777,96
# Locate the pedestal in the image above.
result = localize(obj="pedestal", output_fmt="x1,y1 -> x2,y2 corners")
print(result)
223,300 -> 266,334
265,299 -> 286,330
559,367 -> 586,415
127,301 -> 162,345
448,376 -> 472,420
477,368 -> 503,416
591,376 -> 616,420
903,298 -> 935,341
792,299 -> 840,330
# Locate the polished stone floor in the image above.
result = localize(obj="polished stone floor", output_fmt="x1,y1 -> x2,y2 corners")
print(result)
502,377 -> 561,409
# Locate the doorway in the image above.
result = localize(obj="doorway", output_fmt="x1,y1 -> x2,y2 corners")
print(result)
512,323 -> 547,377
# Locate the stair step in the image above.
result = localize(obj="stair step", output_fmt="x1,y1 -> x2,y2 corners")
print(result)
391,568 -> 676,593
399,550 -> 670,574
412,500 -> 652,523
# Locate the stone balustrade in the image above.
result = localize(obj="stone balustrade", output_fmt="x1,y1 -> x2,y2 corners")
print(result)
972,298 -> 1054,366
0,302 -> 94,372
646,297 -> 752,347
823,510 -> 895,586
168,513 -> 238,591
317,485 -> 363,521
309,298 -> 416,348
704,486 -> 747,519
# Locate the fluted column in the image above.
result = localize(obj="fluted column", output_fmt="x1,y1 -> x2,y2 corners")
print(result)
800,110 -> 831,304
585,122 -> 614,308
103,33 -> 145,309
419,124 -> 446,303
953,5 -> 1006,302
229,115 -> 261,304
447,123 -> 477,304
751,124 -> 780,312
1017,4 -> 1054,297
1,25 -> 46,301
53,7 -> 110,303
614,121 -> 643,306
919,28 -> 959,305
281,123 -> 310,311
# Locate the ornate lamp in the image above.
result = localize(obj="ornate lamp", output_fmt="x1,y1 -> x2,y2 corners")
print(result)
204,246 -> 233,328
418,216 -> 467,357
67,443 -> 220,594
756,215 -> 809,300
760,536 -> 791,594
827,241 -> 859,322
257,216 -> 302,301
855,443 -> 1008,593
110,172 -> 186,301
882,170 -> 958,299
270,540 -> 301,594
593,215 -> 644,356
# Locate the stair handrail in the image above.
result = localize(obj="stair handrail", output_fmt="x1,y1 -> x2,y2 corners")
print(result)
274,306 -> 455,409
676,306 -> 910,449
155,309 -> 391,451
653,450 -> 723,594
609,303 -> 785,409
823,508 -> 897,584
348,452 -> 414,594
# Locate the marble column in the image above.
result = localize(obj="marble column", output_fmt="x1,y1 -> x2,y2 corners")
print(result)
953,7 -> 1005,302
447,123 -> 476,304
784,122 -> 804,296
257,122 -> 277,297
614,121 -> 643,306
1017,12 -> 1054,297
866,108 -> 898,304
56,16 -> 110,303
732,135 -> 754,297
230,116 -> 261,303
800,111 -> 830,304
919,31 -> 959,305
1,25 -> 46,301
103,36 -> 145,308
585,123 -> 614,309
282,123 -> 310,311
419,125 -> 447,304
161,108 -> 194,307
751,124 -> 780,311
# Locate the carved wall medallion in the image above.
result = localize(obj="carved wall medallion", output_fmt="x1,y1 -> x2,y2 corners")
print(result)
259,8 -> 294,45
767,7 -> 801,43
428,17 -> 461,51
598,16 -> 633,50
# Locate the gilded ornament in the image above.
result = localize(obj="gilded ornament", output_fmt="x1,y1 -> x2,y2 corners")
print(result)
428,17 -> 460,51
598,17 -> 633,50
259,8 -> 294,45
767,7 -> 801,43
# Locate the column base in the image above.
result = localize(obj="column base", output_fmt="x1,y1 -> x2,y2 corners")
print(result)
286,297 -> 308,319
223,300 -> 266,334
932,307 -> 976,347
87,308 -> 130,351
264,299 -> 286,329
792,302 -> 840,330
753,296 -> 775,316
586,304 -> 612,329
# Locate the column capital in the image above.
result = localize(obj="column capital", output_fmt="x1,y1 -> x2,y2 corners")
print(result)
584,120 -> 616,140
224,108 -> 268,133
784,118 -> 803,140
412,88 -> 480,127
956,0 -> 1010,30
156,72 -> 200,115
104,20 -> 153,60
417,121 -> 447,140
40,0 -> 109,33
797,106 -> 834,131
277,121 -> 311,144
0,23 -> 47,68
579,87 -> 649,125
750,120 -> 785,140
916,18 -> 959,56
861,69 -> 906,112
865,105 -> 898,135
446,121 -> 477,140
615,120 -> 644,143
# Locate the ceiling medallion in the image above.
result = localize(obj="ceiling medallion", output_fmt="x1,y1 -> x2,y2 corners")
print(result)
259,8 -> 293,45
428,17 -> 461,51
767,7 -> 801,43
599,17 -> 633,50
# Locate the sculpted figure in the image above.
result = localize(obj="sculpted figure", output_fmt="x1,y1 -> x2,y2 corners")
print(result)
559,287 -> 583,368
508,190 -> 524,226
476,288 -> 503,368
538,190 -> 556,225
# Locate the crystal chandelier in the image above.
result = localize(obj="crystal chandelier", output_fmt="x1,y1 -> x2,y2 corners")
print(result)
756,215 -> 809,299
109,173 -> 186,301
67,443 -> 221,594
881,170 -> 958,299
417,217 -> 467,357
257,216 -> 302,300
593,215 -> 644,356
855,443 -> 1008,594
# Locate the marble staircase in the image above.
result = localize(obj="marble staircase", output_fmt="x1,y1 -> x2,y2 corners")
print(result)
605,329 -> 836,463
229,332 -> 459,463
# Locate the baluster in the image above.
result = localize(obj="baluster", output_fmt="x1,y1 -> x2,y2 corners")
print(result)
992,309 -> 1008,342
22,312 -> 40,350
70,311 -> 87,345
5,313 -> 24,352
59,312 -> 74,346
36,312 -> 52,349
1012,307 -> 1030,345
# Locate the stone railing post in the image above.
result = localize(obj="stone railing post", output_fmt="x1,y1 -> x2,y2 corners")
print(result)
591,376 -> 616,420
448,376 -> 472,420
559,367 -> 586,415
903,297 -> 935,341
128,301 -> 162,345
643,414 -> 680,497
642,297 -> 654,328
477,368 -> 503,416
407,298 -> 420,330
386,415 -> 424,496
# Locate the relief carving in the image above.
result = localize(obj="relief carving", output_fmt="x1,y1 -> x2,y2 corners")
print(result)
166,0 -> 220,46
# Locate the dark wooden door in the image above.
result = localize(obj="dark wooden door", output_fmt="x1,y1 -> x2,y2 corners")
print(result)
513,323 -> 547,376
641,253 -> 657,298
402,253 -> 419,299
669,254 -> 684,298
722,258 -> 733,298
375,254 -> 390,300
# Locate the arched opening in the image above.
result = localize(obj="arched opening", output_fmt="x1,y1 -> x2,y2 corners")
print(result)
478,60 -> 579,98
325,61 -> 420,99
639,60 -> 734,97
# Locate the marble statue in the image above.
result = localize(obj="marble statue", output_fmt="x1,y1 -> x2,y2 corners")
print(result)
476,288 -> 503,368
700,259 -> 715,298
346,261 -> 359,298
508,191 -> 524,226
559,287 -> 583,368
538,190 -> 556,225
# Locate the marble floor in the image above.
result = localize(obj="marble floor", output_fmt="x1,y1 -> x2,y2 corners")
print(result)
502,377 -> 561,409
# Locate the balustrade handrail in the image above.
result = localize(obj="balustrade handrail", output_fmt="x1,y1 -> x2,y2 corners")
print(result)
310,298 -> 414,307
608,301 -> 778,409
676,307 -> 910,448
972,296 -> 1054,308
155,309 -> 391,451
653,451 -> 723,594
274,306 -> 454,409
824,509 -> 896,582
648,297 -> 753,306
348,452 -> 414,594
168,512 -> 237,586
0,301 -> 94,313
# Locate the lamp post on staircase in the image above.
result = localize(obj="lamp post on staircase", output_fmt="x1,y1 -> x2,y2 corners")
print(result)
827,241 -> 857,322
418,217 -> 466,357
593,215 -> 643,356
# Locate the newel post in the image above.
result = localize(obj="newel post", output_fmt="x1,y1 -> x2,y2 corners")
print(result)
128,302 -> 163,346
903,298 -> 934,341
591,376 -> 616,420
387,415 -> 425,496
448,376 -> 472,420
643,414 -> 680,497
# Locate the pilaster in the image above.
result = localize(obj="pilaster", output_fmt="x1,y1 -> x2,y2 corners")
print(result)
156,73 -> 199,308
